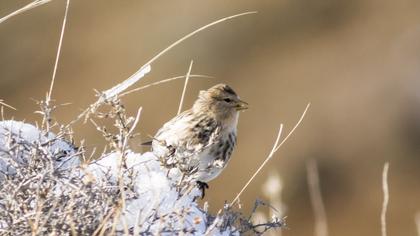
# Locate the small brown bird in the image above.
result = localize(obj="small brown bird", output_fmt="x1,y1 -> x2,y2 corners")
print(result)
152,84 -> 248,196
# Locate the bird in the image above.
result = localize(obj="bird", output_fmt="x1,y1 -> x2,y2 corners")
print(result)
151,84 -> 248,197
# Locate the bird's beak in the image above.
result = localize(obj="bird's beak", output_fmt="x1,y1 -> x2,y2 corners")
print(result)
236,100 -> 249,111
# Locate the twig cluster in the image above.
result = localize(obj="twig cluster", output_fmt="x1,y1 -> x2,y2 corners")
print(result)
0,120 -> 114,235
207,200 -> 286,235
0,96 -> 286,235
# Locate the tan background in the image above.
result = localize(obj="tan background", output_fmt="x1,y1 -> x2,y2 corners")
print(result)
1,0 -> 420,235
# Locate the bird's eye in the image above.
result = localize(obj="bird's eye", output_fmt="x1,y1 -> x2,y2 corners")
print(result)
223,98 -> 232,103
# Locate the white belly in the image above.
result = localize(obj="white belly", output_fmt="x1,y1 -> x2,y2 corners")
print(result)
193,152 -> 226,182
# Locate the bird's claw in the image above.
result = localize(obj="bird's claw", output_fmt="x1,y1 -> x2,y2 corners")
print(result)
197,181 -> 209,199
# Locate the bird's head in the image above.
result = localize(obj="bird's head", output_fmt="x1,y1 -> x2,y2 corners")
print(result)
193,84 -> 248,121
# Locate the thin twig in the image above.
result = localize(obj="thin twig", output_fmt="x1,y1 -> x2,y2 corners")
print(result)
67,12 -> 255,127
231,124 -> 282,206
231,103 -> 310,206
102,11 -> 256,100
143,11 -> 256,67
0,0 -> 52,24
122,107 -> 143,149
273,103 -> 311,154
47,0 -> 71,101
120,74 -> 212,98
93,208 -> 115,236
177,61 -> 194,115
0,100 -> 17,110
127,107 -> 143,137
306,159 -> 328,236
381,162 -> 390,236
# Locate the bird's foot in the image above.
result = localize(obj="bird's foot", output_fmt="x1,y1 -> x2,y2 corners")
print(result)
196,181 -> 209,199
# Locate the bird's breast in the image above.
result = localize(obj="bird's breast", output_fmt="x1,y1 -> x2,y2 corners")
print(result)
194,131 -> 236,182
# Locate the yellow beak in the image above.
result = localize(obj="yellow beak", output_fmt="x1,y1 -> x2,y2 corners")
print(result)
236,100 -> 249,111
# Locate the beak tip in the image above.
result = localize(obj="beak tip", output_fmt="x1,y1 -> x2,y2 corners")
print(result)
236,100 -> 249,111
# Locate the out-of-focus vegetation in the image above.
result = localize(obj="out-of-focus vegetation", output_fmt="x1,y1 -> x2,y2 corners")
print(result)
1,0 -> 420,235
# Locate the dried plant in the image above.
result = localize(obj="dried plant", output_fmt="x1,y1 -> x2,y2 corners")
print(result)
0,94 -> 287,235
0,3 -> 289,234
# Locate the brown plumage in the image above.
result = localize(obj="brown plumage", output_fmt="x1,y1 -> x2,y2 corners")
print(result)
151,84 -> 248,196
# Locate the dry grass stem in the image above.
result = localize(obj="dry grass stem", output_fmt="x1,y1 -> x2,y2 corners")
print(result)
0,100 -> 16,111
102,11 -> 255,103
0,6 -> 288,234
102,65 -> 151,101
273,103 -> 311,154
47,0 -> 71,101
231,124 -> 283,206
306,159 -> 328,236
120,74 -> 212,98
0,0 -> 52,24
140,11 -> 256,68
231,103 -> 310,206
381,162 -> 390,236
66,12 -> 255,127
177,60 -> 194,115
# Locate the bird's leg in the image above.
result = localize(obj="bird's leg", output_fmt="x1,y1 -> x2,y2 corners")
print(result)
196,181 -> 209,199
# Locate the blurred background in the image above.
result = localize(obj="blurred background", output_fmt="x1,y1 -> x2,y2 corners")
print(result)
1,0 -> 420,235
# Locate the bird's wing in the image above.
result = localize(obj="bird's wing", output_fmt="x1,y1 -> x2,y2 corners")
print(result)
183,120 -> 221,157
152,111 -> 222,160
